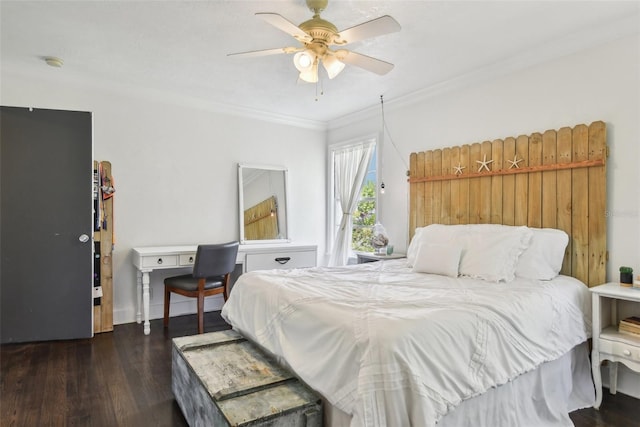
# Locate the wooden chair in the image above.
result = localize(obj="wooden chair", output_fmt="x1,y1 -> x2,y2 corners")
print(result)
163,241 -> 239,334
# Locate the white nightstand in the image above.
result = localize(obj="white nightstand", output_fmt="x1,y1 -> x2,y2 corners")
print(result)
590,282 -> 640,409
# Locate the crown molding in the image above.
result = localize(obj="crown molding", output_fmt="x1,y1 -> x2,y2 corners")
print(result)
107,78 -> 330,131
327,14 -> 639,132
0,66 -> 328,132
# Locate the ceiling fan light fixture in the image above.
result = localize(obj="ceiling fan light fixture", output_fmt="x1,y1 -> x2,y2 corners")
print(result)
322,54 -> 345,79
299,61 -> 319,83
294,50 -> 315,72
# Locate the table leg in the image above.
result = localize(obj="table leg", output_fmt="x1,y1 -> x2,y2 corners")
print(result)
142,271 -> 151,335
592,350 -> 603,409
592,293 -> 603,409
608,297 -> 618,395
609,361 -> 618,394
136,270 -> 142,324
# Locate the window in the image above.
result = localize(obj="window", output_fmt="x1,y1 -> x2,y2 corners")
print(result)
351,151 -> 377,252
328,136 -> 378,260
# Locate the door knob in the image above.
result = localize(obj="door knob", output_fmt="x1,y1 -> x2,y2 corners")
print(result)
78,234 -> 90,243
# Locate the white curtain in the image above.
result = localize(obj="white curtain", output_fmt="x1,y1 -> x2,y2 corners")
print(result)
329,141 -> 375,266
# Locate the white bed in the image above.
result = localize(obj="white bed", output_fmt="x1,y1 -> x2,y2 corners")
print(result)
222,225 -> 595,426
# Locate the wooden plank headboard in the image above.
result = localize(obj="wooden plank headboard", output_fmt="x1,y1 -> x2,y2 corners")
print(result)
408,121 -> 607,287
244,196 -> 279,240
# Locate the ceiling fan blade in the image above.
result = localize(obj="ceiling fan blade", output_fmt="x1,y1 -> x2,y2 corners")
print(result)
256,12 -> 312,43
336,50 -> 394,75
336,15 -> 401,45
227,47 -> 299,58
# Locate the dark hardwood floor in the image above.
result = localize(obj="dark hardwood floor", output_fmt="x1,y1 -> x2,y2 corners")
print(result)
2,312 -> 639,427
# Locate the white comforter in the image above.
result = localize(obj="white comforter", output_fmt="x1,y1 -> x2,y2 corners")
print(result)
221,260 -> 591,427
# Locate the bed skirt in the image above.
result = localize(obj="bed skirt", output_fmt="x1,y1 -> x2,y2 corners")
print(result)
323,341 -> 595,427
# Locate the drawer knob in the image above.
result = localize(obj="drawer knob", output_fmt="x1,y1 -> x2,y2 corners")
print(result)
275,257 -> 291,264
189,256 -> 194,263
623,349 -> 631,356
157,258 -> 163,264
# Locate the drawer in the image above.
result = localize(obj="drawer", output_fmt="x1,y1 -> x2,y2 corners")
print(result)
179,253 -> 196,267
142,255 -> 178,268
599,338 -> 640,362
246,250 -> 316,272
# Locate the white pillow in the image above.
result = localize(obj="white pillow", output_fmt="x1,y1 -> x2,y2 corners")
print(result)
406,227 -> 425,267
412,243 -> 461,277
407,224 -> 534,282
515,228 -> 568,280
459,226 -> 533,282
407,224 -> 466,267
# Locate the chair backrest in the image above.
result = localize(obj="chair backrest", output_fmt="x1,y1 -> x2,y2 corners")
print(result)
192,241 -> 239,278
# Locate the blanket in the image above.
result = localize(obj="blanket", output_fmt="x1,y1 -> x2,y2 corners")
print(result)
221,260 -> 591,426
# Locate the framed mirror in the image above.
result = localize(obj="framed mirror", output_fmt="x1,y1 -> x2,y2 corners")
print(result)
238,163 -> 290,244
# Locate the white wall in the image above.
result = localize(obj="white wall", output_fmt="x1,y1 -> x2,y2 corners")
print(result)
328,34 -> 640,398
1,71 -> 326,325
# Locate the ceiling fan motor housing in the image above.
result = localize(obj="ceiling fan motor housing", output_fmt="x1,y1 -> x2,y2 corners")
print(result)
299,16 -> 338,47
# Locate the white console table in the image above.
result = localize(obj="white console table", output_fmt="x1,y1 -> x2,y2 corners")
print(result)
132,243 -> 317,335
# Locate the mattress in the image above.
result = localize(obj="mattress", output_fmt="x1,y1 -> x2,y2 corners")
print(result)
221,259 -> 593,426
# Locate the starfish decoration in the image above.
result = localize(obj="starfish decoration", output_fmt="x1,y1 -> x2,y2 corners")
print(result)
453,163 -> 466,175
476,154 -> 493,172
507,155 -> 523,169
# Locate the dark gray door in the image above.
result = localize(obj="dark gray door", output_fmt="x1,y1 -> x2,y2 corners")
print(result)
1,106 -> 93,343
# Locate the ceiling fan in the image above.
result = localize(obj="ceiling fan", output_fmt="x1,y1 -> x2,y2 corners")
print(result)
228,0 -> 401,83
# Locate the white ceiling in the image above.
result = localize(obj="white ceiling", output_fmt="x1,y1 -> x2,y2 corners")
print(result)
2,1 -> 639,127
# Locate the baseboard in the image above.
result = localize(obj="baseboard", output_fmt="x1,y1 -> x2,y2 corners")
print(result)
113,296 -> 225,326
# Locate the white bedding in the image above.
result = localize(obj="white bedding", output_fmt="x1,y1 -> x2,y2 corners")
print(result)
221,259 -> 592,427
